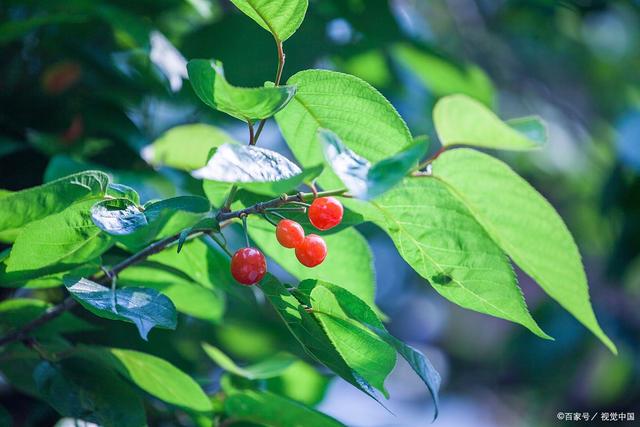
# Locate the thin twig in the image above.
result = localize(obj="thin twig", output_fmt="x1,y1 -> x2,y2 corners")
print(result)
254,40 -> 285,143
0,188 -> 347,348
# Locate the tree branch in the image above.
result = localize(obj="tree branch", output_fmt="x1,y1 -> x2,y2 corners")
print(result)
0,188 -> 346,348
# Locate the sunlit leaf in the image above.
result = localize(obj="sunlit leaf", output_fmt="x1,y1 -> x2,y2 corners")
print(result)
187,59 -> 296,121
0,171 -> 109,234
432,148 -> 615,353
230,0 -> 308,42
276,70 -> 414,189
433,95 -> 545,150
355,178 -> 550,339
202,343 -> 296,379
6,200 -> 113,272
144,124 -> 240,171
88,346 -> 213,414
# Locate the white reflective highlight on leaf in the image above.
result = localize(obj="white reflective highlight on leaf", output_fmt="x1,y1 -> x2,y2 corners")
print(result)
192,143 -> 302,183
91,200 -> 147,236
320,129 -> 371,198
150,31 -> 187,92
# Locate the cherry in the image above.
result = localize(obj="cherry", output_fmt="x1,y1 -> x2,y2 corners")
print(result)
276,219 -> 305,248
308,197 -> 343,231
295,234 -> 327,267
230,247 -> 267,285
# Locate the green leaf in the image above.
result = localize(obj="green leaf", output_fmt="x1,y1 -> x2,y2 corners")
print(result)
433,94 -> 545,150
6,200 -> 113,272
187,59 -> 296,121
431,148 -> 616,353
202,343 -> 296,379
275,70 -> 414,189
92,196 -> 211,250
392,43 -> 495,107
106,183 -> 140,205
0,258 -> 101,289
91,198 -> 147,235
363,178 -> 550,339
506,116 -> 548,145
144,124 -> 240,171
193,143 -> 322,195
258,275 -> 385,404
248,218 -> 377,308
0,171 -> 109,234
225,390 -> 345,427
63,277 -> 177,340
88,346 -> 213,414
299,280 -> 440,419
265,360 -> 330,406
34,359 -> 146,427
309,285 -> 396,397
320,129 -> 427,199
118,264 -> 225,323
0,298 -> 94,336
230,0 -> 308,42
148,237 -> 236,290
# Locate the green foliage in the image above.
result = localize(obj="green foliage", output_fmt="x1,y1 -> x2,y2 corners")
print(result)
224,389 -> 345,427
431,149 -> 615,352
320,129 -> 428,200
202,343 -> 296,379
6,199 -> 113,272
88,347 -> 213,414
364,178 -> 550,339
64,277 -> 177,340
276,69 -> 414,188
187,59 -> 296,122
34,359 -> 146,427
146,124 -> 240,171
0,0 -> 618,425
248,218 -> 377,308
433,95 -> 546,150
193,143 -> 323,195
230,0 -> 308,42
393,44 -> 495,106
0,171 -> 109,237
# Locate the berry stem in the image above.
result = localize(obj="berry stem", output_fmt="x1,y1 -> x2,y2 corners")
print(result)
241,214 -> 251,247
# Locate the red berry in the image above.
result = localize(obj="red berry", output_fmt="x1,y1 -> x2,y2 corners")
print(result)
231,247 -> 267,285
276,219 -> 305,248
295,234 -> 327,267
308,197 -> 343,231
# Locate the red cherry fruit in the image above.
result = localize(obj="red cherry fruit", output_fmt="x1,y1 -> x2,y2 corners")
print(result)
276,219 -> 305,248
308,197 -> 343,231
295,234 -> 327,267
231,248 -> 267,285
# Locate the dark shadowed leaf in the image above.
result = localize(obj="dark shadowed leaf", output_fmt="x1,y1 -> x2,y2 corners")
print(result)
33,359 -> 146,427
225,390 -> 345,427
63,277 -> 177,340
91,198 -> 147,235
0,298 -> 94,337
187,59 -> 296,121
193,143 -> 322,195
320,129 -> 427,199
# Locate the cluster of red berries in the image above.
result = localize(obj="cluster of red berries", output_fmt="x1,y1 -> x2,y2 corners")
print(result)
230,197 -> 344,285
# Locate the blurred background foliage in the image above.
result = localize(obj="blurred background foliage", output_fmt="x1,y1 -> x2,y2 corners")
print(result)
0,0 -> 639,426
